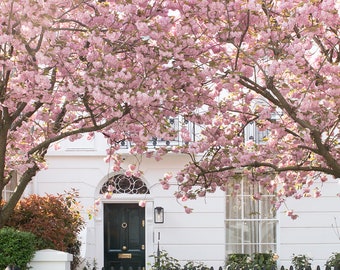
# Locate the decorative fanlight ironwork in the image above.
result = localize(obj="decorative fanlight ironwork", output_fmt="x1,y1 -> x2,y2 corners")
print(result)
100,174 -> 150,194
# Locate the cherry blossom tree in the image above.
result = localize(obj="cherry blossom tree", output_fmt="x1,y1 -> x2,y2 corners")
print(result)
0,0 -> 339,226
0,0 -> 216,226
162,0 -> 340,218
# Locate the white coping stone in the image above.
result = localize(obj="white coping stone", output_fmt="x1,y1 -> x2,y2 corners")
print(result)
29,249 -> 73,270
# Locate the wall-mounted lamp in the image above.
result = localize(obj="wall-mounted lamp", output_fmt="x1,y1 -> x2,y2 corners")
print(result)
154,207 -> 164,224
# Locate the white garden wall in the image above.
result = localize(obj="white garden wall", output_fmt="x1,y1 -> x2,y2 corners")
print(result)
29,249 -> 73,270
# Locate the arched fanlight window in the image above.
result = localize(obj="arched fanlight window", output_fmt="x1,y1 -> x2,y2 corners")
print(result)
100,174 -> 150,194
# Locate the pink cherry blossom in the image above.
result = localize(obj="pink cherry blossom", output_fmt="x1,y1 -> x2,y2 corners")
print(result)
181,196 -> 188,202
286,210 -> 298,220
94,199 -> 101,206
253,193 -> 261,200
161,182 -> 170,190
234,184 -> 241,190
184,206 -> 193,214
138,200 -> 146,207
105,193 -> 112,200
125,171 -> 133,177
107,185 -> 114,192
320,175 -> 328,182
314,189 -> 322,198
164,172 -> 173,180
133,170 -> 142,178
53,143 -> 61,151
128,164 -> 137,171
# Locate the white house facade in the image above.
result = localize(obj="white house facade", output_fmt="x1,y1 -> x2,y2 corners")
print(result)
24,133 -> 340,269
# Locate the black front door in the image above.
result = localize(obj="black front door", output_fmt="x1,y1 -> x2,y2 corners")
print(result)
104,203 -> 145,270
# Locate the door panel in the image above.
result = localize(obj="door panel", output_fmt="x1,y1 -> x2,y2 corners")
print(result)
104,204 -> 145,270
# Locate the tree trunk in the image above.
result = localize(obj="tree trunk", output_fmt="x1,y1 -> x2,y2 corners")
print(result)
0,164 -> 39,228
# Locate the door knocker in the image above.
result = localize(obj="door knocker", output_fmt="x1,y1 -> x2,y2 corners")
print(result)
121,222 -> 128,229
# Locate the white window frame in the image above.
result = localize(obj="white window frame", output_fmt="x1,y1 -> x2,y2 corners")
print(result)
225,179 -> 278,255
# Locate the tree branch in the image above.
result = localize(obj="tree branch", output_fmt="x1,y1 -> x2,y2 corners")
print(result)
82,91 -> 99,127
234,10 -> 250,70
194,159 -> 338,179
0,163 -> 40,227
27,103 -> 131,156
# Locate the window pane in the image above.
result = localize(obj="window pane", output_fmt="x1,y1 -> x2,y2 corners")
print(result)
243,243 -> 259,254
243,183 -> 255,195
244,196 -> 260,219
226,244 -> 243,254
226,221 -> 243,244
257,243 -> 277,253
243,196 -> 276,219
260,220 -> 277,244
243,221 -> 260,243
226,196 -> 242,219
260,197 -> 276,219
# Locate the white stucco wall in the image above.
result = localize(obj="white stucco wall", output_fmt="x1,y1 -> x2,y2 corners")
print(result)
30,134 -> 340,269
31,134 -> 225,269
278,179 -> 340,267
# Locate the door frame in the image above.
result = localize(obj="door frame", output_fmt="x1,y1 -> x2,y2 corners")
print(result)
94,198 -> 155,269
103,202 -> 145,270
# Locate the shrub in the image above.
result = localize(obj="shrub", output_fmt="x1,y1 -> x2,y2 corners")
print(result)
227,252 -> 278,270
0,227 -> 37,270
5,190 -> 85,270
150,250 -> 208,270
291,254 -> 312,270
82,258 -> 98,270
251,252 -> 278,270
183,260 -> 209,270
325,253 -> 340,269
150,250 -> 181,270
226,253 -> 251,269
